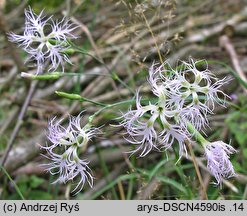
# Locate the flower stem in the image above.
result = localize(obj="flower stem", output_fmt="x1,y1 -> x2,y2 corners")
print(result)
55,91 -> 107,107
88,99 -> 136,123
0,165 -> 25,200
186,122 -> 208,146
21,72 -> 62,80
68,40 -> 135,94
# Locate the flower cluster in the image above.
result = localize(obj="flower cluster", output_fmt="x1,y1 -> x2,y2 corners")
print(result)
121,59 -> 236,183
41,114 -> 98,194
8,7 -> 77,73
8,6 -> 237,193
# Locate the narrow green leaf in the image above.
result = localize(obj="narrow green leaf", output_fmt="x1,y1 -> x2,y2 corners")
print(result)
0,166 -> 25,200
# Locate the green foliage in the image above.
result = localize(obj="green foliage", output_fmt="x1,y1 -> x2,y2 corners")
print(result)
226,95 -> 247,147
8,175 -> 52,200
226,95 -> 247,180
30,0 -> 62,10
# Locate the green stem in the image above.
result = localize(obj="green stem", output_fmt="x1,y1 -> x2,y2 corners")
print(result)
88,99 -> 136,123
126,156 -> 136,200
186,122 -> 208,146
49,39 -> 135,93
0,166 -> 25,200
68,40 -> 135,94
21,71 -> 111,81
21,72 -> 62,80
55,91 -> 107,107
111,72 -> 135,95
79,96 -> 106,107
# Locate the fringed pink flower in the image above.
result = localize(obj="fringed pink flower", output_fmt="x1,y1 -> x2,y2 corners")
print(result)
8,7 -> 78,73
204,141 -> 237,184
41,114 -> 98,194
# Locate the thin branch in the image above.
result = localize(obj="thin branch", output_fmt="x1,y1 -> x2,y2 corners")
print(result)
186,140 -> 208,200
219,35 -> 247,94
1,80 -> 38,166
136,177 -> 160,200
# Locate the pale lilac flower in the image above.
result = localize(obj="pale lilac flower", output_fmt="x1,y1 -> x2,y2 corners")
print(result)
179,106 -> 209,132
120,59 -> 230,160
167,59 -> 229,130
47,116 -> 74,147
8,7 -> 78,73
204,141 -> 237,184
67,153 -> 94,193
70,114 -> 100,148
148,62 -> 181,108
148,63 -> 170,101
120,89 -> 189,157
121,59 -> 236,186
121,93 -> 160,156
159,121 -> 188,159
41,114 -> 98,194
